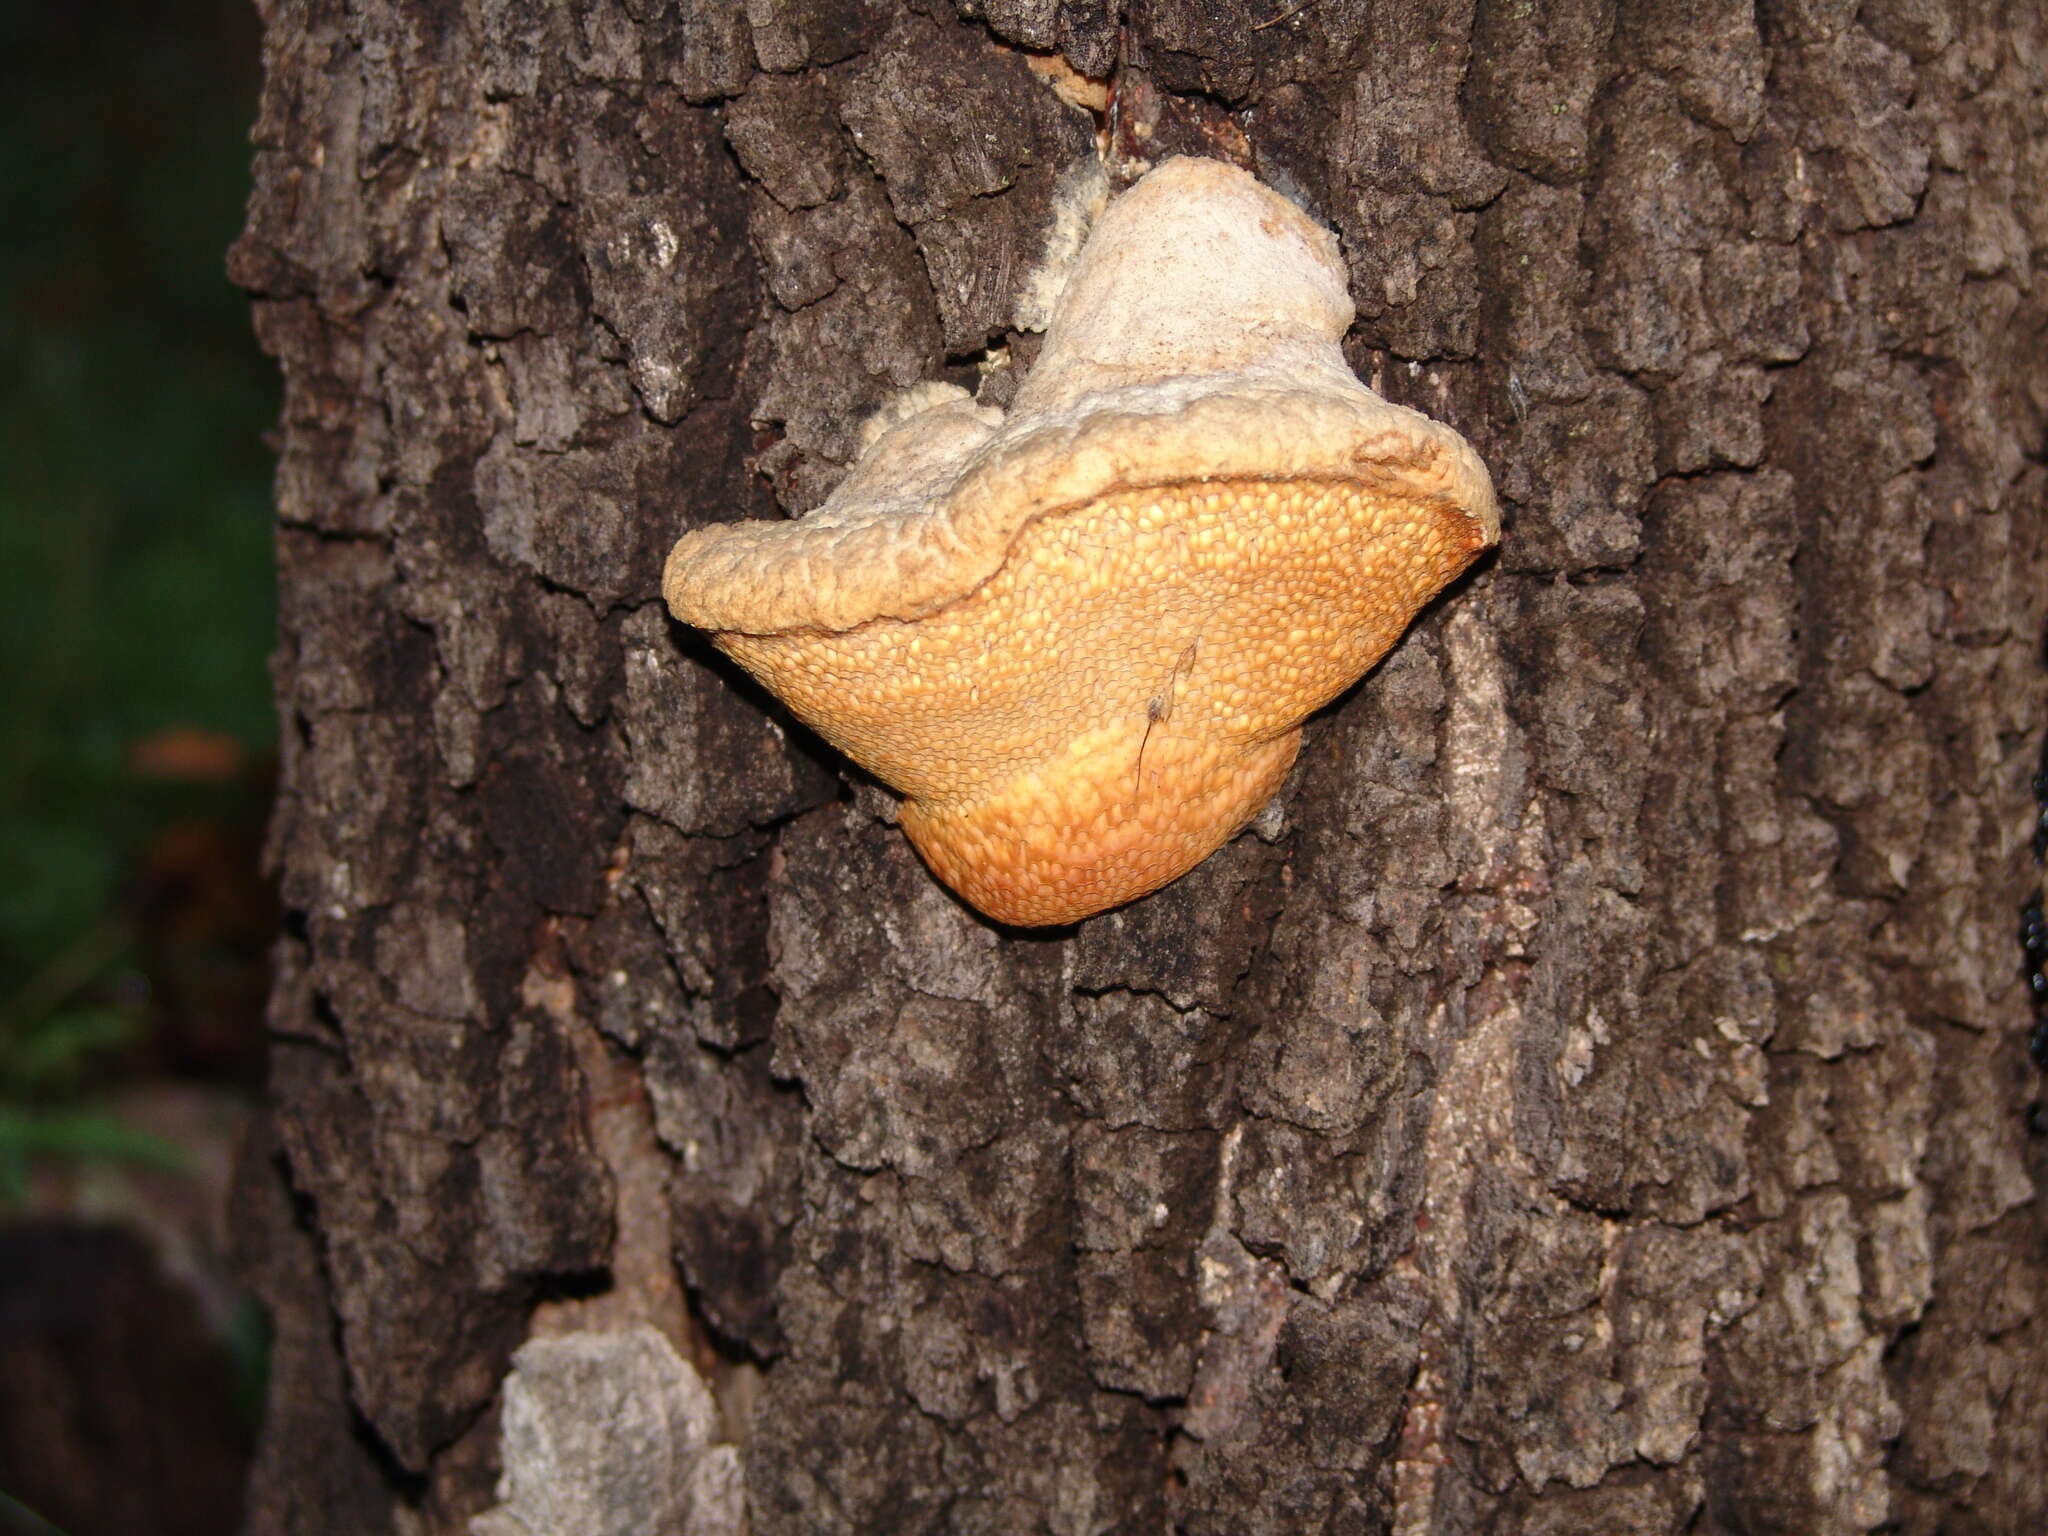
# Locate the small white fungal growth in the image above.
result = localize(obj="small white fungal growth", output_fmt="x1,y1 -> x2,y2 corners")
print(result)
856,379 -> 981,454
1012,157 -> 1111,333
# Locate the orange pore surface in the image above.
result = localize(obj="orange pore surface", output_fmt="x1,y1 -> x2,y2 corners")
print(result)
719,478 -> 1486,926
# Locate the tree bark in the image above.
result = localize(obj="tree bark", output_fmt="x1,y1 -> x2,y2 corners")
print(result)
230,1 -> 2048,1532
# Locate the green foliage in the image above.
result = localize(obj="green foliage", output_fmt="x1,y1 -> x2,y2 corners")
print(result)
0,1109 -> 191,1208
0,0 -> 275,1179
0,1487 -> 74,1536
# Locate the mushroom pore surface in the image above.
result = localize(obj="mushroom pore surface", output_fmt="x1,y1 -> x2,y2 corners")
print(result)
662,156 -> 1499,926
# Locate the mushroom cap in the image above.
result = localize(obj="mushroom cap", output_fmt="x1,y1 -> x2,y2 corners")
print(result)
663,156 -> 1499,926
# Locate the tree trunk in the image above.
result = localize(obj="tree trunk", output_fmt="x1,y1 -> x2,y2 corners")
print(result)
229,1 -> 2048,1532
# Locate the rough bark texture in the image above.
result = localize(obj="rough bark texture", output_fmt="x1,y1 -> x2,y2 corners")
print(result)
232,1 -> 2048,1532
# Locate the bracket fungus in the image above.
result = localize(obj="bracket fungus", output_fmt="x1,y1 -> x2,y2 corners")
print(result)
664,156 -> 1498,926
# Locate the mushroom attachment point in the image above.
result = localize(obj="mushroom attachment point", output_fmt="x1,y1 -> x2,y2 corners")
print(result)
664,156 -> 1499,927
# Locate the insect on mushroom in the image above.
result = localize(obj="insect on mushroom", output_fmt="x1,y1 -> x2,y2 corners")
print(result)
664,156 -> 1499,926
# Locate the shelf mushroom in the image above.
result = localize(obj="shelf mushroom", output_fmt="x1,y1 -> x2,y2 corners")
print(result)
664,156 -> 1499,926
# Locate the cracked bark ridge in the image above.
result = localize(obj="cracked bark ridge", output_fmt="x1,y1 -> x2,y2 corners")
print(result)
238,1 -> 2047,1532
470,1326 -> 744,1536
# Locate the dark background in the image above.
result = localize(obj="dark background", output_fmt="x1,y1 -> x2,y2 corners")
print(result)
1,0 -> 276,1530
